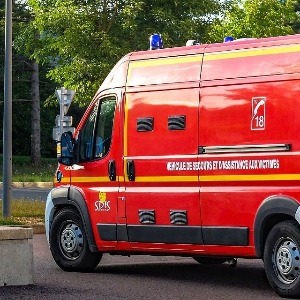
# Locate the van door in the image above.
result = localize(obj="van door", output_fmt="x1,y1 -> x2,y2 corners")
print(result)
69,91 -> 122,250
123,85 -> 202,251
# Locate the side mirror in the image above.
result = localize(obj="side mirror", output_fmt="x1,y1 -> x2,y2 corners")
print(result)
58,131 -> 76,166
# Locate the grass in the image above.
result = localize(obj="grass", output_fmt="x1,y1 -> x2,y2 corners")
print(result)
0,200 -> 45,225
0,155 -> 57,182
0,156 -> 52,225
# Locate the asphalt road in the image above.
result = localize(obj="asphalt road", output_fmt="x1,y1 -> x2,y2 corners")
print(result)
0,188 -> 50,201
0,234 -> 280,300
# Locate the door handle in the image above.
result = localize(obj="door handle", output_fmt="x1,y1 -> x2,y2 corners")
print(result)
108,160 -> 116,181
127,160 -> 135,181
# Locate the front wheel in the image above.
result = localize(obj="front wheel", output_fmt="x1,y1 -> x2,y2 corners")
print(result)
264,220 -> 300,298
49,207 -> 102,272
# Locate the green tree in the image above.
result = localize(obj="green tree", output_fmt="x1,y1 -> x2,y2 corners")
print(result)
293,0 -> 300,32
1,1 -> 57,160
0,1 -> 33,157
28,0 -> 230,105
208,0 -> 299,42
13,3 -> 43,166
0,4 -> 4,109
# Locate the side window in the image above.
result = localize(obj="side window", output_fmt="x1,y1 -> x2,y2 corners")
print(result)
94,97 -> 116,158
79,96 -> 116,162
79,103 -> 99,161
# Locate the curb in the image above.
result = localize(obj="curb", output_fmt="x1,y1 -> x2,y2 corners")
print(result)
31,224 -> 46,234
0,182 -> 53,189
2,224 -> 46,235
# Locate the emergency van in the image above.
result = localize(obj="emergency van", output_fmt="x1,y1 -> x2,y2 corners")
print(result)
46,33 -> 300,298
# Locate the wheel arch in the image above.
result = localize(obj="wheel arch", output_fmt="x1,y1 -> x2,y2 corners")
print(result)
50,186 -> 98,252
254,196 -> 300,258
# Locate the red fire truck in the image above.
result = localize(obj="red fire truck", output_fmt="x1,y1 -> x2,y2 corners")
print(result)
46,33 -> 300,298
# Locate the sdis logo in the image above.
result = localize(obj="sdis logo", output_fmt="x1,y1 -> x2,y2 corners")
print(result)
95,192 -> 111,212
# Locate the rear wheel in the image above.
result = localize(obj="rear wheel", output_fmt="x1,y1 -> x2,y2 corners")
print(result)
50,207 -> 102,272
264,220 -> 300,298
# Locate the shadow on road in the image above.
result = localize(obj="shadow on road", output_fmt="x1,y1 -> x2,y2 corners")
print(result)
96,259 -> 269,293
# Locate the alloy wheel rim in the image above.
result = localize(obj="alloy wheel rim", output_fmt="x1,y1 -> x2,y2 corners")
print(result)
273,237 -> 300,284
60,222 -> 84,260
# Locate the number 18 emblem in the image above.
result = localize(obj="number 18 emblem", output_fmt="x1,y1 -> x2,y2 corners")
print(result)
251,97 -> 266,130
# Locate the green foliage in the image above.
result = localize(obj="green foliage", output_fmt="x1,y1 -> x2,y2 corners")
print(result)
0,155 -> 57,182
293,0 -> 300,32
0,219 -> 22,225
0,1 -> 59,158
208,0 -> 300,42
28,0 -> 229,105
0,200 -> 45,218
0,200 -> 45,225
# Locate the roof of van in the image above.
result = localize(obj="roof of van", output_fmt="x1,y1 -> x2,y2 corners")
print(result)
129,33 -> 300,61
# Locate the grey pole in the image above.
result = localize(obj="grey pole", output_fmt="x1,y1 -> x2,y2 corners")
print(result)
60,87 -> 66,137
3,0 -> 13,218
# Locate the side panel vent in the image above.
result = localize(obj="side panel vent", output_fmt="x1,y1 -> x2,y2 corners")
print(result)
170,210 -> 188,225
168,115 -> 186,130
137,117 -> 154,132
139,209 -> 156,224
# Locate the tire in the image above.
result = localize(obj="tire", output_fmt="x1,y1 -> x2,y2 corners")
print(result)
264,220 -> 300,298
193,257 -> 227,265
49,207 -> 102,272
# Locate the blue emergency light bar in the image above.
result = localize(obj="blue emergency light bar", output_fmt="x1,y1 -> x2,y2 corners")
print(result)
224,36 -> 234,42
150,34 -> 163,50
